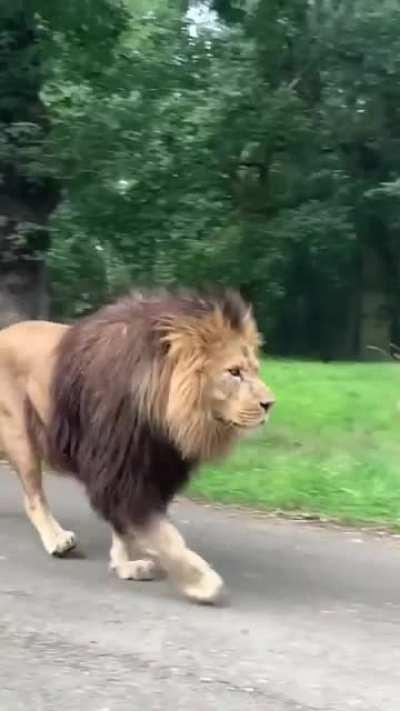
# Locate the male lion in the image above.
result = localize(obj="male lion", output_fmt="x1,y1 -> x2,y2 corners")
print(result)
0,289 -> 275,604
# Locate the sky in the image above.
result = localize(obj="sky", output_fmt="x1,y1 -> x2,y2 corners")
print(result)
186,1 -> 218,35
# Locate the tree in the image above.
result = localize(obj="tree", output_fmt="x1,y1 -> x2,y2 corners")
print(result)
0,4 -> 56,325
209,0 -> 400,357
317,0 -> 400,355
0,0 -> 127,325
4,0 -> 398,359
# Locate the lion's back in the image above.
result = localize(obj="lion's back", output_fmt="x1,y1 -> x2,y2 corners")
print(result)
0,320 -> 68,368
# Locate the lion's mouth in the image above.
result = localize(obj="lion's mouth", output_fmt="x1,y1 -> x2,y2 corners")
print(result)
215,416 -> 265,430
233,419 -> 265,430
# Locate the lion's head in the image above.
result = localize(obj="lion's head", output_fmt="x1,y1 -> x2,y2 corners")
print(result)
139,289 -> 276,460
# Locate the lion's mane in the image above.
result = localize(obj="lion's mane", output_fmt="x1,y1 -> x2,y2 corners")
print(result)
29,289 -> 254,531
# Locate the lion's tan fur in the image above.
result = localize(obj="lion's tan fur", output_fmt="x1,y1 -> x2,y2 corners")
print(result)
0,320 -> 66,448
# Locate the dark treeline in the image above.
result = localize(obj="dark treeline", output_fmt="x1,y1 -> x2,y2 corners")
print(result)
1,0 -> 400,359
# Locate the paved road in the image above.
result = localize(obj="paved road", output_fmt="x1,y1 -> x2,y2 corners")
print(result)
1,464 -> 400,711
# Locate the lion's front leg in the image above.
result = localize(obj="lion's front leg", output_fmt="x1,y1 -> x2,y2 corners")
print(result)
109,530 -> 160,581
133,516 -> 225,604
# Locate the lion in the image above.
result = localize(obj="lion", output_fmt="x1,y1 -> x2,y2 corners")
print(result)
0,288 -> 275,604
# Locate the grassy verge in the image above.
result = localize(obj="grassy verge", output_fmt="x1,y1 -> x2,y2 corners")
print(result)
189,360 -> 400,527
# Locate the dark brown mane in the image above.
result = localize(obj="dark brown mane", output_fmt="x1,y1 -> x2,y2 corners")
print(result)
39,288 -> 249,532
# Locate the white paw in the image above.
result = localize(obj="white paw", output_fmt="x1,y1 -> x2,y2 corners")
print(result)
112,559 -> 158,581
44,530 -> 77,557
182,568 -> 225,605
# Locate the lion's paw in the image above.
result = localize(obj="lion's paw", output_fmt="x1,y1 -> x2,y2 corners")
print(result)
182,569 -> 225,605
112,559 -> 159,581
44,530 -> 77,557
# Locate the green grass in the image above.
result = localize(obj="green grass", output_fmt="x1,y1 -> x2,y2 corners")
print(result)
189,360 -> 400,527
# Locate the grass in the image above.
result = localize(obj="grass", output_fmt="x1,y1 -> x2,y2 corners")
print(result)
189,360 -> 400,527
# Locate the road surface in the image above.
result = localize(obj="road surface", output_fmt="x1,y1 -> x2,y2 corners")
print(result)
1,463 -> 399,710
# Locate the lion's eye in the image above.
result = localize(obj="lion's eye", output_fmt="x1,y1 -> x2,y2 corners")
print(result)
228,367 -> 242,379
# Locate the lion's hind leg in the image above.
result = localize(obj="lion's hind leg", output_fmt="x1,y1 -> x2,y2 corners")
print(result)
110,530 -> 161,581
0,396 -> 76,556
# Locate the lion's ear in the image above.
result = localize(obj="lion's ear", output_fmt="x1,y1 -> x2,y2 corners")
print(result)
159,339 -> 171,356
242,307 -> 263,349
243,306 -> 253,323
158,315 -> 215,360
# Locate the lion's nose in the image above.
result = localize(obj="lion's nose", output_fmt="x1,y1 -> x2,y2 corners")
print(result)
260,392 -> 275,413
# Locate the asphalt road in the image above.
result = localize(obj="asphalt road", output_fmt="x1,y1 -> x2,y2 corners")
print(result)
1,464 -> 400,711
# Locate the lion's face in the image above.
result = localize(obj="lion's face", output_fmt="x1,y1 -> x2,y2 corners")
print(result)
155,292 -> 275,459
204,339 -> 275,431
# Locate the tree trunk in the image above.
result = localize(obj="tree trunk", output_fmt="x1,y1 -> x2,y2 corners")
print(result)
359,244 -> 391,359
0,262 -> 48,329
0,9 -> 59,328
0,198 -> 54,328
